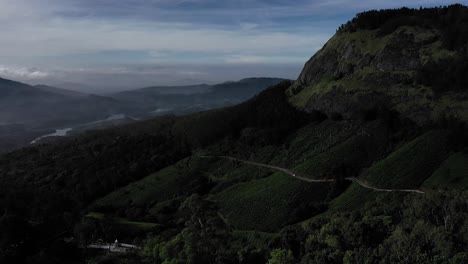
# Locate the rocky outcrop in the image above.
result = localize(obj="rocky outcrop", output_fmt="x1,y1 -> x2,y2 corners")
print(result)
298,27 -> 436,86
292,25 -> 467,124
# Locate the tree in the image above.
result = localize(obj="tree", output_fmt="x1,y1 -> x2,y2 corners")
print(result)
150,195 -> 235,264
267,249 -> 295,264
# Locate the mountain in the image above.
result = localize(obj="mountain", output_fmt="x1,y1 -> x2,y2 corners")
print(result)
120,84 -> 212,95
47,82 -> 128,94
0,78 -> 132,152
1,5 -> 468,264
290,4 -> 468,125
34,85 -> 88,97
0,77 -> 126,128
0,77 -> 283,153
110,78 -> 285,113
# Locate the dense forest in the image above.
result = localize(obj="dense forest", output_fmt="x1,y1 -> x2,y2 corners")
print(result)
340,4 -> 468,51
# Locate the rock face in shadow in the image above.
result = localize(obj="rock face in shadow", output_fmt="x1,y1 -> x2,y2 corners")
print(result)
297,27 -> 431,85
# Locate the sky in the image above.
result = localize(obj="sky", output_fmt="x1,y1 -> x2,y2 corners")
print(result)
0,0 -> 457,91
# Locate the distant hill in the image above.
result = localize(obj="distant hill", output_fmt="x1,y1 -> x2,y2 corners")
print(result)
0,78 -> 132,152
0,77 -> 284,128
110,77 -> 285,113
34,85 -> 88,97
124,84 -> 212,95
0,77 -> 285,152
0,77 -> 125,128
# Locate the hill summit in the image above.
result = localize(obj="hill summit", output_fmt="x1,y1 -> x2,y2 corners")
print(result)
290,4 -> 468,124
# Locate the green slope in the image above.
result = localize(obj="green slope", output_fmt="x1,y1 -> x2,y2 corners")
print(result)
214,172 -> 330,231
423,150 -> 468,190
361,130 -> 451,188
330,130 -> 452,211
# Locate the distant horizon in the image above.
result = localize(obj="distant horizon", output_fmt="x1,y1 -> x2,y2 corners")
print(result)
1,72 -> 292,94
0,0 -> 458,91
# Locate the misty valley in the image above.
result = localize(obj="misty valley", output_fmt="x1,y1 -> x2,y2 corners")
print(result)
0,77 -> 283,152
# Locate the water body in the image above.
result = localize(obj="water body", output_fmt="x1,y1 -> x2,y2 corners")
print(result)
29,114 -> 136,145
85,114 -> 128,126
105,114 -> 126,121
150,108 -> 173,114
30,128 -> 72,144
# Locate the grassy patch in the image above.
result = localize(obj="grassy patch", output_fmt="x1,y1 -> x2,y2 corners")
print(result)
289,77 -> 369,109
332,30 -> 391,56
329,183 -> 379,212
289,78 -> 334,108
92,164 -> 189,210
293,134 -> 369,179
268,121 -> 357,168
362,130 -> 451,188
423,150 -> 468,190
91,157 -> 223,211
214,172 -> 330,232
328,130 -> 452,211
292,121 -> 389,180
86,212 -> 161,231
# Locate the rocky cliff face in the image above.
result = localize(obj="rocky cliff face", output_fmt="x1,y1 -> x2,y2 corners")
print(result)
297,27 -> 433,85
290,7 -> 468,124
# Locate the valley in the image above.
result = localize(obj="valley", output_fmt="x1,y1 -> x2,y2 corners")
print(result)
0,77 -> 283,152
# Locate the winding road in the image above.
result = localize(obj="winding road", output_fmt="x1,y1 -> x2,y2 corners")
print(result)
198,156 -> 425,194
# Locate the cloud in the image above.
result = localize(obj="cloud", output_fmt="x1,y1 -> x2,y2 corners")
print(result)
223,54 -> 314,64
0,0 -> 449,60
0,0 -> 455,87
0,66 -> 55,80
0,16 -> 329,58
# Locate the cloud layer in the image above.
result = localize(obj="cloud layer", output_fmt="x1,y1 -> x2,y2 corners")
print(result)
0,0 -> 454,89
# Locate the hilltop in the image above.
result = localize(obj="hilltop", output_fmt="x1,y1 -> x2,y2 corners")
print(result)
290,4 -> 468,124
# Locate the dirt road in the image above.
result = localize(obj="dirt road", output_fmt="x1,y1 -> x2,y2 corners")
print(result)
198,156 -> 424,194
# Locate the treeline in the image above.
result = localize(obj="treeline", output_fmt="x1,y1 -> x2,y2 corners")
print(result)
130,192 -> 468,264
271,191 -> 468,264
338,4 -> 468,51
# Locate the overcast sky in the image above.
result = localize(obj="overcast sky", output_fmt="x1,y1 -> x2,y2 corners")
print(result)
0,0 -> 455,91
